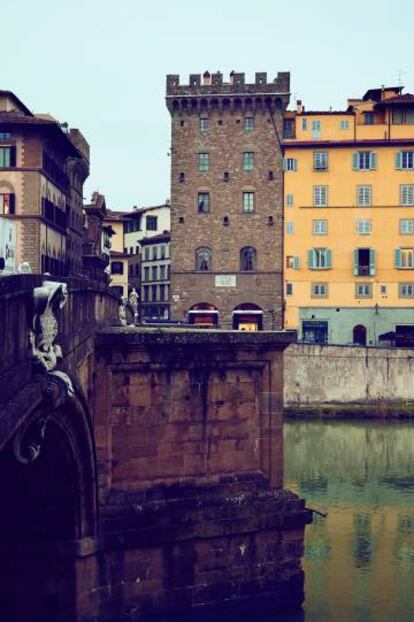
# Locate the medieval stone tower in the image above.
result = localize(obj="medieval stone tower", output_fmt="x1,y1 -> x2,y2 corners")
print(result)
166,70 -> 290,330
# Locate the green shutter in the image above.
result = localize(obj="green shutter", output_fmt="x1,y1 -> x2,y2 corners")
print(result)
293,158 -> 298,172
293,256 -> 300,269
308,249 -> 314,269
283,158 -> 287,171
353,249 -> 359,276
395,248 -> 402,268
369,152 -> 377,170
369,249 -> 376,275
326,249 -> 332,269
395,151 -> 402,170
353,152 -> 359,170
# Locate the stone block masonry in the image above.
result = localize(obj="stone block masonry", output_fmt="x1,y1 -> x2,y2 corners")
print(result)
89,327 -> 311,620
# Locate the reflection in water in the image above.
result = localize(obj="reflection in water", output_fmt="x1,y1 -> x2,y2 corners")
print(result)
284,420 -> 414,622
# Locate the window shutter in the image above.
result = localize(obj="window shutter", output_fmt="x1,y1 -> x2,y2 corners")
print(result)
369,249 -> 376,275
395,248 -> 402,268
9,194 -> 15,214
10,147 -> 16,167
369,152 -> 377,170
293,256 -> 300,269
293,158 -> 298,172
395,151 -> 402,170
283,158 -> 287,171
353,249 -> 359,276
308,249 -> 314,269
352,152 -> 359,170
326,249 -> 332,269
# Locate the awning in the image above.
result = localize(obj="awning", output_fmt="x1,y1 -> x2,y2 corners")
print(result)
232,309 -> 263,315
188,309 -> 219,314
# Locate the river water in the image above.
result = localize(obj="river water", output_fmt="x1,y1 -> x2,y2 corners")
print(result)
284,420 -> 414,622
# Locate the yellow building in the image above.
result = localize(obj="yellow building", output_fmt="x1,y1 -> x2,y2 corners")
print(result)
283,86 -> 414,345
104,210 -> 129,298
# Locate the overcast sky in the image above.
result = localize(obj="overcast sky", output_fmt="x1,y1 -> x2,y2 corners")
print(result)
2,0 -> 413,210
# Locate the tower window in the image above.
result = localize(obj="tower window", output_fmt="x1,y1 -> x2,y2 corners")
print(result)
198,192 -> 210,213
200,118 -> 208,132
240,246 -> 256,271
179,172 -> 185,183
198,152 -> 209,172
243,191 -> 255,213
196,246 -> 212,271
244,117 -> 254,131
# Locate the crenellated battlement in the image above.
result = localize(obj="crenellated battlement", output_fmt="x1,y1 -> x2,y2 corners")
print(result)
166,71 -> 290,115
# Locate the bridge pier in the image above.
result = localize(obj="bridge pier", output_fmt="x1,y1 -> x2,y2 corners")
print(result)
88,328 -> 311,621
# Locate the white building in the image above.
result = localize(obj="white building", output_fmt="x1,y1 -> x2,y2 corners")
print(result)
123,203 -> 170,254
140,233 -> 170,321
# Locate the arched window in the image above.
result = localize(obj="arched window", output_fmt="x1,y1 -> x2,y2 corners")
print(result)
240,246 -> 256,271
353,324 -> 367,346
196,246 -> 212,271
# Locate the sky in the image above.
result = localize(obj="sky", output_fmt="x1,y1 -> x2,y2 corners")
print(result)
1,0 -> 413,210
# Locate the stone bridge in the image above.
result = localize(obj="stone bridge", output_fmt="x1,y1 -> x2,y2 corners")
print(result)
0,276 -> 311,622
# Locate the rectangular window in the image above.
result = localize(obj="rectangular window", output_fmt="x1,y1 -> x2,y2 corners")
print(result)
151,266 -> 157,280
244,117 -> 254,131
354,248 -> 376,276
143,266 -> 149,282
313,219 -> 328,235
364,112 -> 374,125
353,151 -> 377,171
0,193 -> 15,214
152,246 -> 157,260
308,248 -> 332,270
159,245 -> 166,259
286,193 -> 294,207
144,247 -> 150,260
313,186 -> 328,207
146,215 -> 157,231
355,283 -> 372,298
160,265 -> 166,280
311,282 -> 328,298
151,285 -> 157,302
302,320 -> 328,344
286,221 -> 294,235
143,286 -> 149,302
0,132 -> 11,139
314,151 -> 328,171
399,283 -> 414,298
401,185 -> 414,206
243,152 -> 254,171
283,158 -> 297,171
312,120 -> 321,139
200,117 -> 208,132
159,284 -> 166,301
283,119 -> 295,138
198,192 -> 210,213
396,248 -> 414,269
396,151 -> 414,170
340,120 -> 350,129
400,219 -> 414,235
357,219 -> 372,235
243,192 -> 255,213
286,282 -> 293,295
0,146 -> 16,167
111,261 -> 124,275
286,255 -> 301,269
198,152 -> 209,171
357,185 -> 372,207
302,118 -> 307,131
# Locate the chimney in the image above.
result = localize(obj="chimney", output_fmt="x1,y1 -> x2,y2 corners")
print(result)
296,99 -> 304,113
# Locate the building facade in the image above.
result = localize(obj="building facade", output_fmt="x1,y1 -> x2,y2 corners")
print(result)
83,192 -> 113,281
166,70 -> 290,330
0,90 -> 89,276
283,87 -> 414,345
123,203 -> 170,254
140,233 -> 170,320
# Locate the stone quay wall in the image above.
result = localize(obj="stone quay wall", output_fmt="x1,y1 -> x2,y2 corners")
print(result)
284,343 -> 414,415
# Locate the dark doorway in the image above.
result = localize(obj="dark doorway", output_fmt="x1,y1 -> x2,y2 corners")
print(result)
353,324 -> 367,346
232,303 -> 263,331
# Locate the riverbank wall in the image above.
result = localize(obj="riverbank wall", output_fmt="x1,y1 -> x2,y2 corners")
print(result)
284,344 -> 414,417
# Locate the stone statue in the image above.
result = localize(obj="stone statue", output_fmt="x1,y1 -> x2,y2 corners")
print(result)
119,297 -> 128,326
129,287 -> 139,325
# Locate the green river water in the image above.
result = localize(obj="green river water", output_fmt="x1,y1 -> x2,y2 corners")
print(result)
284,419 -> 414,622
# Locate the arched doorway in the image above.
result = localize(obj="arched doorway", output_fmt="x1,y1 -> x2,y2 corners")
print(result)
0,387 -> 97,622
353,324 -> 367,346
188,302 -> 219,327
233,303 -> 263,331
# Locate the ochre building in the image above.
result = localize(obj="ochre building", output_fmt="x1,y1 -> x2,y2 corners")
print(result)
166,70 -> 290,330
283,86 -> 414,345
